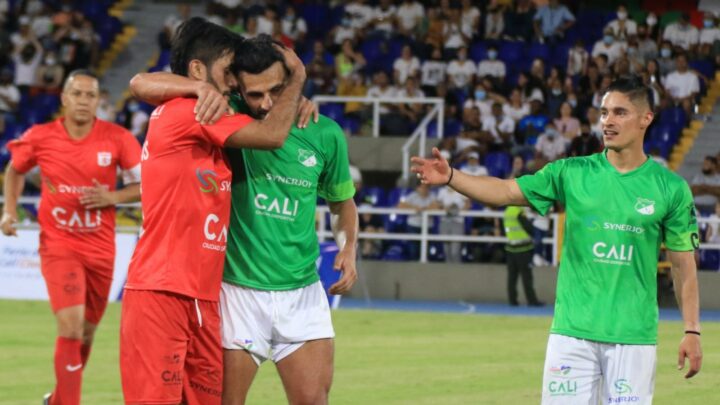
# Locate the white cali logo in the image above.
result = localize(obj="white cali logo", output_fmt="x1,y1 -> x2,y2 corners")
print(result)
298,149 -> 317,167
634,198 -> 655,215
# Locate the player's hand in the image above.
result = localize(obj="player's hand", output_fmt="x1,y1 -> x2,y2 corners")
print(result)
296,96 -> 319,129
79,179 -> 116,209
678,333 -> 702,378
195,82 -> 230,125
275,44 -> 306,80
329,247 -> 358,295
410,147 -> 452,185
1,211 -> 18,237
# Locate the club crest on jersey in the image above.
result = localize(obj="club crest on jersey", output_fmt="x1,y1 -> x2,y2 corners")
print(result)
634,198 -> 655,215
298,149 -> 317,167
97,152 -> 112,167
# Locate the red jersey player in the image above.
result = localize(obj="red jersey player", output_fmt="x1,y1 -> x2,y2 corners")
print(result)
1,70 -> 142,405
118,18 -> 305,404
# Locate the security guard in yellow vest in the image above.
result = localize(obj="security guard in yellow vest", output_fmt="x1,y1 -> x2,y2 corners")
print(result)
503,206 -> 543,306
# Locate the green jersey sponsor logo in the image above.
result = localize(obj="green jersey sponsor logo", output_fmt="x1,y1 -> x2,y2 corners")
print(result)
196,169 -> 218,193
254,193 -> 300,221
298,149 -> 317,167
592,242 -> 635,265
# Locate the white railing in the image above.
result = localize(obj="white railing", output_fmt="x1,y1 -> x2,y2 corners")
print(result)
311,95 -> 444,138
401,103 -> 443,183
6,197 -> 720,266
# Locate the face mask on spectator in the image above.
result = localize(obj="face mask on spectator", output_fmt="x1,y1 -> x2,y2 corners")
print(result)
487,50 -> 498,60
603,35 -> 614,44
661,48 -> 672,58
552,88 -> 562,96
546,129 -> 558,139
341,17 -> 351,26
568,99 -> 577,108
647,15 -> 657,26
128,102 -> 140,113
45,56 -> 56,65
705,19 -> 714,28
617,11 -> 627,20
627,47 -> 638,56
475,90 -> 486,100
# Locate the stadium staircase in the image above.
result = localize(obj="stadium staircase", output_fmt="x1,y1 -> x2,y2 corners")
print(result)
676,73 -> 720,179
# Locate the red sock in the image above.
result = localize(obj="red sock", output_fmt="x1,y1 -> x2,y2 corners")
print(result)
80,343 -> 92,367
50,337 -> 83,405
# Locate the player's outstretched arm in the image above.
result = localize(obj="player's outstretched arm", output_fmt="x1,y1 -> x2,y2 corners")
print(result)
411,147 -> 529,207
224,46 -> 306,150
1,164 -> 26,237
79,180 -> 141,209
668,249 -> 702,379
328,198 -> 359,295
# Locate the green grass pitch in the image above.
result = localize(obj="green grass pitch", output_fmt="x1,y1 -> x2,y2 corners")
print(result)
0,300 -> 718,404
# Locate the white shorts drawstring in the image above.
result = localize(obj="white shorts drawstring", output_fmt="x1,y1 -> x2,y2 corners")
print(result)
195,298 -> 203,328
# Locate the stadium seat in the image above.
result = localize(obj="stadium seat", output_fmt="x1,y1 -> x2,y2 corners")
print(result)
381,242 -> 409,261
338,116 -> 361,135
360,186 -> 387,207
526,43 -> 550,64
498,41 -> 524,65
658,106 -> 686,126
387,187 -> 413,207
484,152 -> 512,178
700,249 -> 720,271
427,242 -> 446,262
690,60 -> 714,80
469,42 -> 487,63
319,103 -> 345,122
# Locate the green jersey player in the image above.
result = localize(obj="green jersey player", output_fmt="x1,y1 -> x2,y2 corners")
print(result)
412,76 -> 702,404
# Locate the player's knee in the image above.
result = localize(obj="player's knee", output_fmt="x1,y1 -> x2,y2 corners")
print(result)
57,321 -> 84,339
290,384 -> 330,405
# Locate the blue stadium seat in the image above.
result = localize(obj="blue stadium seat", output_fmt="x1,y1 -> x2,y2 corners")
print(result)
387,187 -> 413,207
301,4 -> 332,38
484,152 -> 512,178
427,242 -> 446,262
469,42 -> 487,63
381,242 -> 409,261
444,120 -> 462,137
319,103 -> 345,121
360,186 -> 387,207
526,42 -> 550,63
658,106 -> 686,126
338,116 -> 361,134
700,249 -> 720,271
498,41 -> 525,65
690,60 -> 714,80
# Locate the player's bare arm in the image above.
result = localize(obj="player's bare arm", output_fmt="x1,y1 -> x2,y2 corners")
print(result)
411,147 -> 529,207
328,198 -> 359,295
1,164 -> 26,237
79,179 -> 141,210
668,249 -> 702,379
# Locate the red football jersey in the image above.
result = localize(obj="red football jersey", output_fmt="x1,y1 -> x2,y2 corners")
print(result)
8,118 -> 142,258
125,98 -> 252,301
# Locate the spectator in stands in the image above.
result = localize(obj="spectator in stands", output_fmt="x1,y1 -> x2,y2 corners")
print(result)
533,0 -> 575,45
663,13 -> 699,53
422,7 -> 445,52
636,23 -> 658,62
535,122 -> 566,163
447,46 -> 476,92
11,15 -> 33,50
568,121 -> 601,157
465,81 -> 499,118
281,6 -> 307,52
335,39 -> 365,82
123,98 -> 149,143
663,53 -> 700,116
593,53 -> 610,76
554,101 -> 580,142
700,14 -> 720,47
437,81 -> 460,122
444,8 -> 470,57
691,156 -> 720,215
420,47 -> 446,96
703,202 -> 720,245
0,67 -> 19,135
567,39 -> 589,77
625,38 -> 645,73
545,78 -> 566,120
483,101 -> 515,148
605,4 -> 636,41
33,51 -> 64,96
397,182 -> 440,260
649,147 -> 669,168
517,98 -> 549,145
645,12 -> 659,38
271,19 -> 293,49
95,89 -> 116,123
460,0 -> 481,40
209,0 -> 243,18
396,76 -> 425,132
369,0 -> 396,40
12,33 -> 42,94
477,45 -> 506,83
159,4 -> 190,50
646,59 -> 664,99
484,4 -> 504,40
330,12 -> 358,50
591,74 -> 614,108
393,45 -> 420,86
460,151 -> 488,176
256,6 -> 277,36
517,71 -> 544,104
437,185 -> 470,263
303,43 -> 335,98
244,16 -> 259,38
345,0 -> 373,32
504,88 -> 530,123
358,196 -> 383,259
504,0 -> 535,42
592,29 -> 626,66
336,73 -> 366,133
657,41 -> 676,75
586,106 -> 603,138
530,58 -> 546,85
397,0 -> 424,39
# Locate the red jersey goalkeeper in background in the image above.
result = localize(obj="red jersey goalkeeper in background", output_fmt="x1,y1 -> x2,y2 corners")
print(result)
1,70 -> 142,405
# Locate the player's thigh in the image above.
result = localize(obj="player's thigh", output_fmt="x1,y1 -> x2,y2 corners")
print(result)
41,252 -> 86,315
276,338 -> 334,405
222,349 -> 259,405
272,281 -> 335,347
81,255 -> 114,325
601,343 -> 656,405
219,282 -> 273,364
120,290 -> 191,404
184,299 -> 223,405
541,334 -> 602,405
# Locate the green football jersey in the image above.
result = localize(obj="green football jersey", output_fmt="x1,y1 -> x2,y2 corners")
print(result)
223,98 -> 355,290
517,151 -> 698,344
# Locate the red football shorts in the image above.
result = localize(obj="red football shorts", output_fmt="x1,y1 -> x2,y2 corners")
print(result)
120,289 -> 223,405
40,249 -> 114,324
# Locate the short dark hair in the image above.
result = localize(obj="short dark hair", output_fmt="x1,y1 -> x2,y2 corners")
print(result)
63,69 -> 98,91
170,17 -> 238,77
604,75 -> 654,111
231,34 -> 289,77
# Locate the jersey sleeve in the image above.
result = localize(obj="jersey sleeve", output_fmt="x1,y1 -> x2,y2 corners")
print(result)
515,159 -> 566,216
317,119 -> 355,202
663,180 -> 699,251
117,127 -> 142,184
200,113 -> 253,147
7,127 -> 39,174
